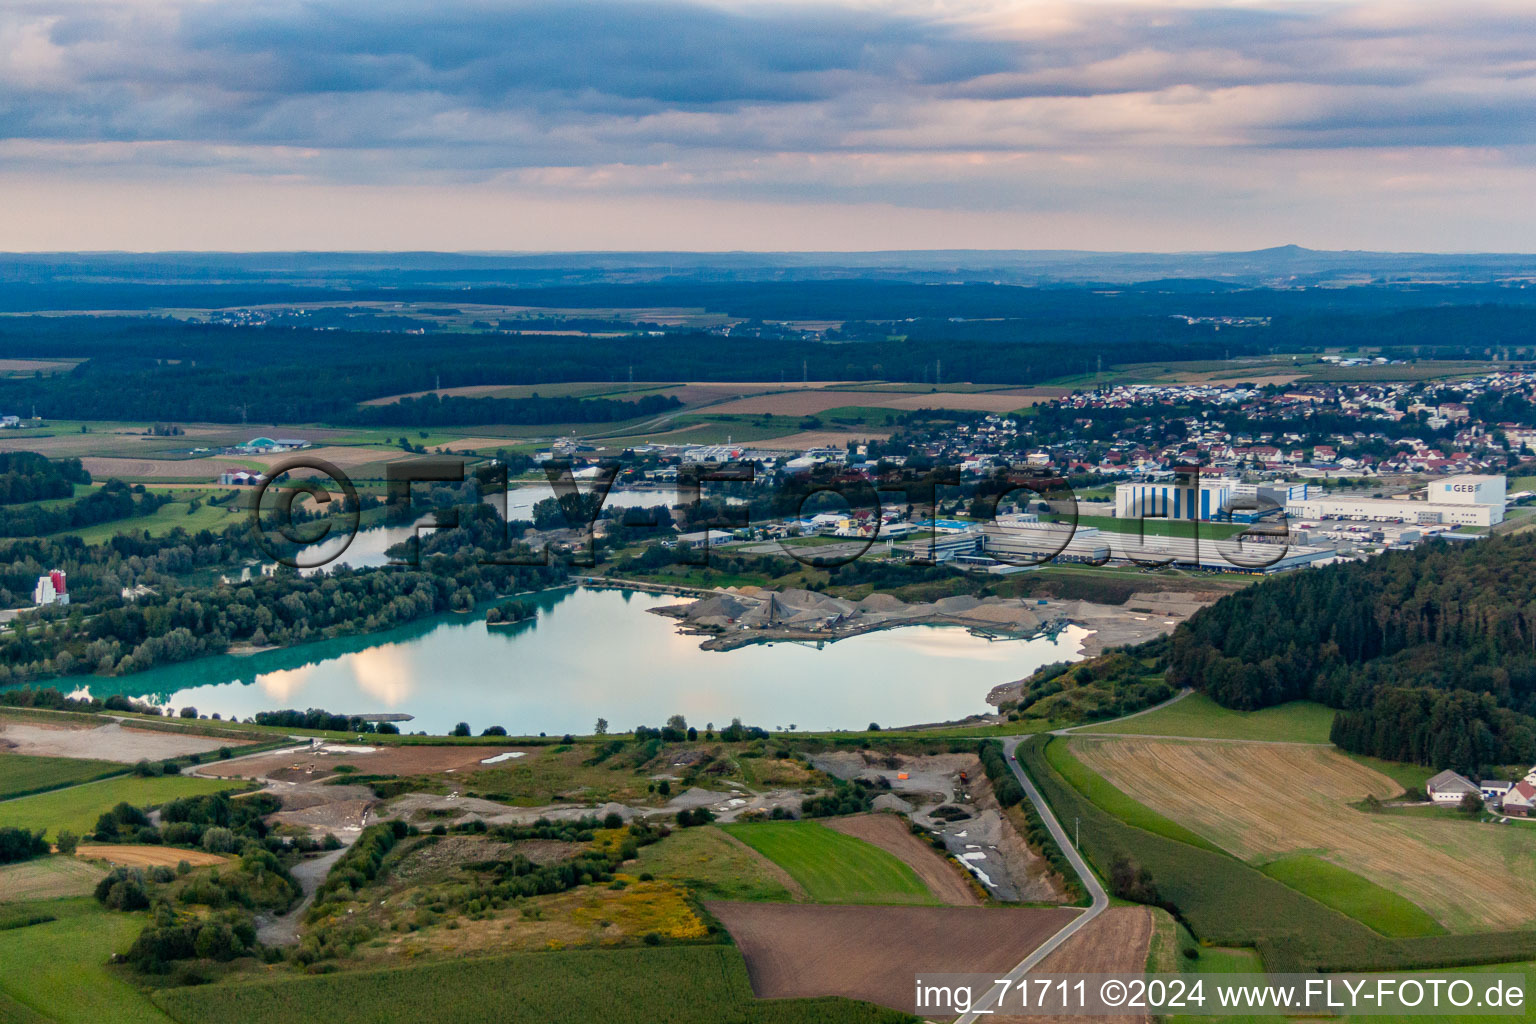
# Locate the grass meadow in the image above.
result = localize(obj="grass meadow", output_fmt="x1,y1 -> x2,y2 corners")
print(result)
0,753 -> 128,801
1080,693 -> 1337,743
0,775 -> 243,839
720,821 -> 936,905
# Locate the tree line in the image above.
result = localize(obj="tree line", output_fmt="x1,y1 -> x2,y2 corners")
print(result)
0,479 -> 172,538
0,451 -> 89,505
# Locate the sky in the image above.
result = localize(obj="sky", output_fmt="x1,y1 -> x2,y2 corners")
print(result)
3,0 -> 1536,252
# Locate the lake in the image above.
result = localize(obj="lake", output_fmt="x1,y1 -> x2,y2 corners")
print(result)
49,587 -> 1086,735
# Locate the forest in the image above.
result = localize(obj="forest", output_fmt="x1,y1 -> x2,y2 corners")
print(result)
0,451 -> 90,505
1167,533 -> 1536,773
1,278 -> 1533,424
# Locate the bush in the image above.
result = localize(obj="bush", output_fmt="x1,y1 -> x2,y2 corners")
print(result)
451,722 -> 471,737
53,829 -> 79,856
95,868 -> 150,911
0,827 -> 49,864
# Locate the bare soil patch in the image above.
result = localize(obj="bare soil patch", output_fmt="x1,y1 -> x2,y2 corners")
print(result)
824,813 -> 980,906
708,902 -> 1078,1013
0,719 -> 246,763
75,845 -> 228,868
201,743 -> 540,780
994,906 -> 1154,1024
261,781 -> 379,840
810,750 -> 1065,903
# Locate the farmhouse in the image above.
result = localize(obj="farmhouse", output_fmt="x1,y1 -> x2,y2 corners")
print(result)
1425,769 -> 1480,804
1503,781 -> 1536,817
217,470 -> 264,486
1481,780 -> 1513,802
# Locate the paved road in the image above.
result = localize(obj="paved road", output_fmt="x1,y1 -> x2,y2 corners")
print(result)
954,736 -> 1109,1024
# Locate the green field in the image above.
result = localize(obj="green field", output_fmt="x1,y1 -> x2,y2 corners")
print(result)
152,944 -> 916,1024
51,492 -> 239,542
1343,754 -> 1437,794
0,753 -> 127,801
0,775 -> 243,839
1081,693 -> 1337,744
0,898 -> 174,1024
1064,514 -> 1251,542
1260,854 -> 1446,938
1046,739 -> 1226,854
636,826 -> 794,902
721,821 -> 936,904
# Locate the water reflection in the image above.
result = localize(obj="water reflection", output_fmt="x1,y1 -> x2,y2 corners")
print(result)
42,587 -> 1086,735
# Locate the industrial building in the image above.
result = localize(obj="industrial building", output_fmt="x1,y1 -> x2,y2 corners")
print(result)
1115,477 -> 1308,523
933,522 -> 1331,574
33,570 -> 68,607
1284,474 -> 1506,527
1115,476 -> 1238,522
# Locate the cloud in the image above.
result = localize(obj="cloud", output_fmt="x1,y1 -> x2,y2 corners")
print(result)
2,0 -> 1536,247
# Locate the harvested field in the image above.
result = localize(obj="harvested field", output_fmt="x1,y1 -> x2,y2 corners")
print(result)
0,358 -> 81,375
438,436 -> 518,452
0,718 -> 245,763
0,857 -> 106,902
249,445 -> 419,470
74,845 -> 228,868
994,906 -> 1154,1024
705,388 -> 1060,416
79,456 -> 245,479
707,902 -> 1078,1013
201,743 -> 540,780
824,814 -> 979,906
1071,737 -> 1536,932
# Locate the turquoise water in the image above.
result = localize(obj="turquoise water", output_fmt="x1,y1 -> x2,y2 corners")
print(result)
42,587 -> 1085,735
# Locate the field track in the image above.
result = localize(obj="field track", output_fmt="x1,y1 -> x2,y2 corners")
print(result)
1071,737 -> 1536,932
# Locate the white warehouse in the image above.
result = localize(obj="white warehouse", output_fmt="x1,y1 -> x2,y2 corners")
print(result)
1284,474 -> 1506,528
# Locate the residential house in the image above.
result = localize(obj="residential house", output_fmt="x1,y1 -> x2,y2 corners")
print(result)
1503,781 -> 1536,817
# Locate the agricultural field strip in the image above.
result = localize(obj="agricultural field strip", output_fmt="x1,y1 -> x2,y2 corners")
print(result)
954,737 -> 1107,1024
1070,737 -> 1536,933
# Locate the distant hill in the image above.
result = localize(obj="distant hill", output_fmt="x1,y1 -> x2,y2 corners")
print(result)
1,246 -> 1534,291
